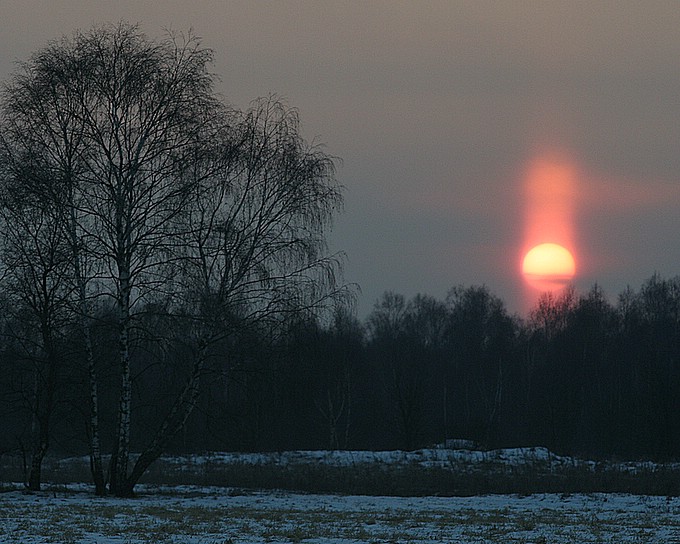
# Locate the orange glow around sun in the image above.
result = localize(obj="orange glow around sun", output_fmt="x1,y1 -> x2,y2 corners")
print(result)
521,153 -> 578,296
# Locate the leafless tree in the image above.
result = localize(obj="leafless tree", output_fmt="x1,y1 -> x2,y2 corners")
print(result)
128,95 -> 345,466
0,176 -> 72,490
64,24 -> 223,497
1,31 -> 110,494
117,95 -> 345,496
1,23 -> 346,496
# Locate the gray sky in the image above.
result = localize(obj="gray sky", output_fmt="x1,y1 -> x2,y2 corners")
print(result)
2,1 -> 680,316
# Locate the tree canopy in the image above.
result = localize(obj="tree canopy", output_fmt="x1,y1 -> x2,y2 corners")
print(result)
0,22 -> 346,496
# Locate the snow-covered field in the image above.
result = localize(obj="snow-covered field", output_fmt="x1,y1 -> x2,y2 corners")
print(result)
2,484 -> 680,543
3,448 -> 680,542
167,446 -> 574,470
69,445 -> 678,476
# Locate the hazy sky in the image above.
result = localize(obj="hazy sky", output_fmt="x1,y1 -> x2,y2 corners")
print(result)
2,1 -> 680,316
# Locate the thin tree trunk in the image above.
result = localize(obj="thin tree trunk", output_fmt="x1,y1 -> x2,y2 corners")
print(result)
343,374 -> 351,450
122,345 -> 209,496
85,328 -> 105,496
69,206 -> 105,495
28,394 -> 50,491
326,390 -> 339,450
485,359 -> 503,448
28,332 -> 58,491
110,266 -> 132,497
111,323 -> 132,495
27,440 -> 48,491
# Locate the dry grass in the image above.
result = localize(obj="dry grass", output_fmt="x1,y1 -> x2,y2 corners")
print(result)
1,486 -> 679,543
3,450 -> 680,497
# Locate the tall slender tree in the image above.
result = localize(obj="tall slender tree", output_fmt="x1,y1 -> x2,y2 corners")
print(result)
0,195 -> 71,490
0,22 -> 346,496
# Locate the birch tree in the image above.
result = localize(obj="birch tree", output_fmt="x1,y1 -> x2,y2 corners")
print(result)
1,30 -> 111,495
70,24 -> 221,497
0,56 -> 86,491
1,22 -> 346,496
122,97 -> 345,491
0,193 -> 71,491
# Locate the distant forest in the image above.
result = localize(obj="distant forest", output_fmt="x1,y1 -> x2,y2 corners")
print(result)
2,273 -> 679,461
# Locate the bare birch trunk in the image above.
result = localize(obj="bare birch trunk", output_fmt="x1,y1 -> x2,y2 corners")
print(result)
27,331 -> 57,491
110,266 -> 132,497
68,206 -> 106,495
122,345 -> 208,496
85,328 -> 105,496
27,383 -> 49,491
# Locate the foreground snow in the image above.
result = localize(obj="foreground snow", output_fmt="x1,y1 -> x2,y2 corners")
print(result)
1,484 -> 679,543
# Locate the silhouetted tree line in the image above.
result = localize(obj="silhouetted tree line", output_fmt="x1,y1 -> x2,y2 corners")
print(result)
279,277 -> 680,461
4,274 -> 680,465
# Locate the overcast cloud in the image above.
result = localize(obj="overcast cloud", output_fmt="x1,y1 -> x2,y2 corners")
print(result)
2,1 -> 679,315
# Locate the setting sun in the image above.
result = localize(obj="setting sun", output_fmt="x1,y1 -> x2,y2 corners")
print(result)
521,153 -> 579,301
522,243 -> 575,291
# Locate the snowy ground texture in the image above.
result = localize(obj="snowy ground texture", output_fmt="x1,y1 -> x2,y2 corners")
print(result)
2,484 -> 680,543
164,446 -> 663,473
